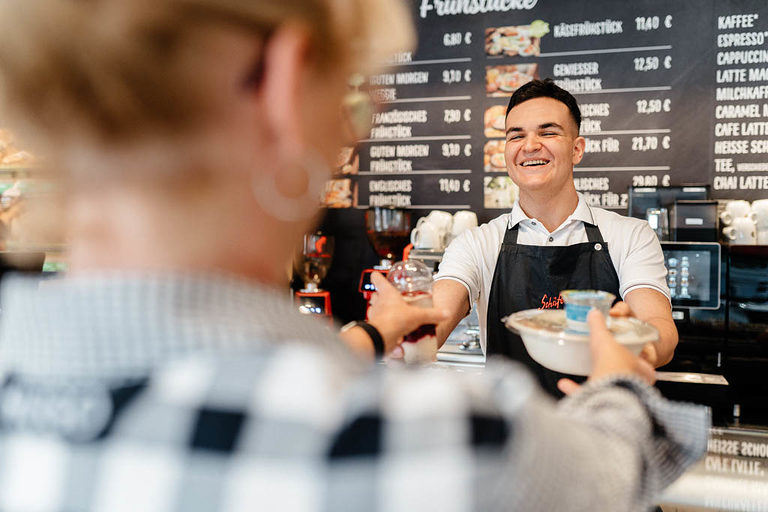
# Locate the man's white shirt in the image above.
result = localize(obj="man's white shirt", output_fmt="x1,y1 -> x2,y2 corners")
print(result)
436,193 -> 670,353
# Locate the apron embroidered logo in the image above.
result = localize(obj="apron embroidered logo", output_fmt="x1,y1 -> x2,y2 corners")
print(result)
539,294 -> 564,309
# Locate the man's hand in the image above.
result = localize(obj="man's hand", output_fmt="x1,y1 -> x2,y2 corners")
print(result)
608,300 -> 662,366
557,310 -> 656,396
367,272 -> 447,355
608,300 -> 632,318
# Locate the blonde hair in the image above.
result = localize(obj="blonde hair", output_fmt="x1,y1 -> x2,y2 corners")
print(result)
0,0 -> 414,144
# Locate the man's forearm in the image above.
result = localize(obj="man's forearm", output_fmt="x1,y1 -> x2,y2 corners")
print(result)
623,288 -> 678,367
645,316 -> 678,367
432,279 -> 472,347
436,318 -> 459,347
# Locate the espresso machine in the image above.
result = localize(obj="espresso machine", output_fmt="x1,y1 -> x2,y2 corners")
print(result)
294,232 -> 334,322
359,207 -> 411,302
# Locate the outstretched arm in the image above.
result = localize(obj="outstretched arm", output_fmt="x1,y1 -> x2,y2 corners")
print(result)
432,279 -> 471,347
613,288 -> 678,367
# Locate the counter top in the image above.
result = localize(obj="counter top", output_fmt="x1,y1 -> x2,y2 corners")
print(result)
661,426 -> 768,511
436,311 -> 485,367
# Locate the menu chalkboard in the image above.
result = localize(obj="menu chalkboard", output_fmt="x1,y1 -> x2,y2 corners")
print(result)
346,0 -> 768,223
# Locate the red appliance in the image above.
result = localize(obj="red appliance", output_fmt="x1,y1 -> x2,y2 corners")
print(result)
294,232 -> 334,323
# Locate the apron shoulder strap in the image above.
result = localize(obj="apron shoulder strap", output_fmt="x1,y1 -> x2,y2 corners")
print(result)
502,222 -> 519,245
584,222 -> 606,244
583,205 -> 607,244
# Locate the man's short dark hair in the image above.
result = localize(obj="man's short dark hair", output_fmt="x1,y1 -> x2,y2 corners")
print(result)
506,79 -> 581,133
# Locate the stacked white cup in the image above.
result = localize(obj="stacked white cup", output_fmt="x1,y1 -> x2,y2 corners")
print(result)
411,210 -> 453,251
751,199 -> 768,244
450,210 -> 478,239
721,200 -> 757,245
410,210 -> 479,251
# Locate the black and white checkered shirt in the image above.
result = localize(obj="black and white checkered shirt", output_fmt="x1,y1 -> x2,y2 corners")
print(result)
0,273 -> 709,511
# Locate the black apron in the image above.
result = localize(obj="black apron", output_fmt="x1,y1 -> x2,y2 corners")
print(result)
486,216 -> 621,398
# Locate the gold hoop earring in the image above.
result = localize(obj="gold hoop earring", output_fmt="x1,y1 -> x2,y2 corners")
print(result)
252,151 -> 328,222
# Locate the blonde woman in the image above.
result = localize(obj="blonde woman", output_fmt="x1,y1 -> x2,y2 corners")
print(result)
0,1 -> 707,511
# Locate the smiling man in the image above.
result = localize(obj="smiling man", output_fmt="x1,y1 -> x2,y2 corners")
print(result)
434,79 -> 676,397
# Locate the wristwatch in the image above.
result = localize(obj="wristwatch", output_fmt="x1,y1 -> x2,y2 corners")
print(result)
341,321 -> 385,357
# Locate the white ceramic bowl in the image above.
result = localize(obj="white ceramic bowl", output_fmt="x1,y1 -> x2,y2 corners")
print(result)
503,309 -> 658,375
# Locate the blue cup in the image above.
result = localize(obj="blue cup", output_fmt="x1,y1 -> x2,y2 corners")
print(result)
561,290 -> 615,332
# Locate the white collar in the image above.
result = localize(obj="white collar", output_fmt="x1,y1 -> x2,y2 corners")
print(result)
507,192 -> 595,230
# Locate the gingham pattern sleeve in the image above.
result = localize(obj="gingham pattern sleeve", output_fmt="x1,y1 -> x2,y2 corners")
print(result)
0,350 -> 709,512
275,355 -> 708,512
